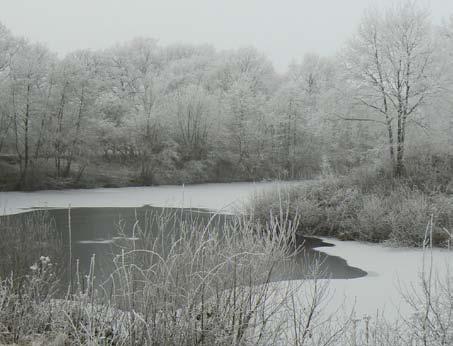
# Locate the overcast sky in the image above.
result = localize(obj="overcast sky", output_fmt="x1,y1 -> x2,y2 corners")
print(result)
1,0 -> 452,72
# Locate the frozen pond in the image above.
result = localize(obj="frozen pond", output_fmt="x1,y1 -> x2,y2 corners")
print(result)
1,181 -> 452,321
0,206 -> 367,284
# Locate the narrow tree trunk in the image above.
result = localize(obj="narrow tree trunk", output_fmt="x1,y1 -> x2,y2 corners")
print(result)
54,82 -> 68,177
20,83 -> 31,186
65,86 -> 85,176
286,110 -> 292,176
395,112 -> 405,176
0,116 -> 13,153
12,90 -> 24,186
34,81 -> 53,160
291,109 -> 297,179
386,118 -> 395,167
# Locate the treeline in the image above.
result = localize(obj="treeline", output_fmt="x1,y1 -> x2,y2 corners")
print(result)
1,2 -> 453,189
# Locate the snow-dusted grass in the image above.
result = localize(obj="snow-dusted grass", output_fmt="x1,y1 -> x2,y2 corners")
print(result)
250,172 -> 453,247
0,208 -> 309,345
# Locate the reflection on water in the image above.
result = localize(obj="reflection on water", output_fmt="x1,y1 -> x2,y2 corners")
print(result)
6,206 -> 367,283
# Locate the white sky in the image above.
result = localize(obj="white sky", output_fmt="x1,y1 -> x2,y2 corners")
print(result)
1,0 -> 452,72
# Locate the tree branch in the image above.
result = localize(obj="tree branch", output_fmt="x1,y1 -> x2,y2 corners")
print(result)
334,114 -> 387,125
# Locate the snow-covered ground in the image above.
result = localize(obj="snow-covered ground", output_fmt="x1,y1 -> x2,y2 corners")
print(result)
308,238 -> 453,320
1,181 -> 452,321
0,181 -> 299,216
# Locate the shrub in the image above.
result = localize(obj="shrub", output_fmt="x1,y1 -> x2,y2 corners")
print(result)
0,256 -> 59,344
404,150 -> 453,193
1,209 -> 317,345
386,189 -> 431,246
250,161 -> 453,247
356,194 -> 391,242
1,208 -> 452,345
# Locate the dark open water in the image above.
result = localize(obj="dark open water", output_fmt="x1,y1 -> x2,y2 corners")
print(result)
40,206 -> 367,282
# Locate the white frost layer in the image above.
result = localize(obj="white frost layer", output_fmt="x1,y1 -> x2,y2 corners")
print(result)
307,238 -> 453,320
0,181 -> 298,216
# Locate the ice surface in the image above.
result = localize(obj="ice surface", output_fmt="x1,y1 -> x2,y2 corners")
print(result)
0,181 -> 297,216
291,238 -> 453,320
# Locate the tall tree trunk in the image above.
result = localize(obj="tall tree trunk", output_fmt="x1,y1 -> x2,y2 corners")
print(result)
0,115 -> 13,153
20,83 -> 31,186
12,90 -> 23,183
54,83 -> 67,177
34,81 -> 53,160
65,86 -> 85,176
286,109 -> 292,176
386,118 -> 395,167
291,108 -> 297,179
395,112 -> 405,176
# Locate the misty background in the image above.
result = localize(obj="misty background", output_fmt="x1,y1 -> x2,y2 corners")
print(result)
2,0 -> 453,72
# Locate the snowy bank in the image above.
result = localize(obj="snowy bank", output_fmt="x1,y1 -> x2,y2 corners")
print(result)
0,181 -> 301,216
308,238 -> 453,320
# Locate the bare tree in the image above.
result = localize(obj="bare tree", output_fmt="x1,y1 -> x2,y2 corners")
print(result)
9,42 -> 53,186
0,23 -> 17,152
108,38 -> 165,182
345,2 -> 440,176
174,85 -> 211,161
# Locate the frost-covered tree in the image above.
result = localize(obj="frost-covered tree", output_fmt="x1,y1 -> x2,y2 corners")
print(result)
106,38 -> 166,182
0,23 -> 16,152
49,50 -> 102,177
344,2 -> 440,175
173,85 -> 213,161
8,41 -> 54,185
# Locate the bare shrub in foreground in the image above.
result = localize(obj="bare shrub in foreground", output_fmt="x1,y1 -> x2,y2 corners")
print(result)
1,209 -> 344,345
101,210 -> 302,345
1,209 -> 451,345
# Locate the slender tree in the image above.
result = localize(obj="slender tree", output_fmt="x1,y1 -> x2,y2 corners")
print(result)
8,42 -> 53,185
344,2 -> 439,175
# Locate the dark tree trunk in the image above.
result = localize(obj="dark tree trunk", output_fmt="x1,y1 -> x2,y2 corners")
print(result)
19,83 -> 31,186
394,112 -> 405,177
